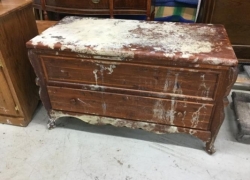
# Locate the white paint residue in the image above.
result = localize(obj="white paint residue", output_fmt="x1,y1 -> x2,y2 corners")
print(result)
0,107 -> 8,113
30,17 -> 220,62
173,74 -> 182,94
153,100 -> 166,120
7,119 -> 12,124
198,74 -> 211,97
168,99 -> 176,125
167,126 -> 179,133
77,98 -> 93,107
105,65 -> 116,74
189,129 -> 197,135
153,98 -> 176,125
50,110 -> 180,135
93,69 -> 98,85
102,102 -> 107,114
191,104 -> 206,128
163,80 -> 169,92
182,111 -> 187,121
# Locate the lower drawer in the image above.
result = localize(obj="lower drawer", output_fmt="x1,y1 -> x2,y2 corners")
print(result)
48,86 -> 213,130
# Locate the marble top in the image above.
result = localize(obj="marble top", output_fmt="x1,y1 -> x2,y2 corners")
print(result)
27,16 -> 238,66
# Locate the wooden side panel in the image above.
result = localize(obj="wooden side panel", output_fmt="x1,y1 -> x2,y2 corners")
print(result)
0,68 -> 18,116
42,56 -> 219,100
0,3 -> 39,123
48,86 -> 213,130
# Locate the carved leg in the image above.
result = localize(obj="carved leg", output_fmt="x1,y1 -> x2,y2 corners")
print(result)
205,140 -> 216,155
47,117 -> 56,129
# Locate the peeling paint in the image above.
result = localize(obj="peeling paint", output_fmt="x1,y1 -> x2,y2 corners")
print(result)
93,69 -> 98,85
50,110 -> 181,134
6,119 -> 12,124
198,74 -> 211,97
173,74 -> 179,93
153,98 -> 177,125
191,104 -> 206,128
29,17 -> 225,62
102,102 -> 107,114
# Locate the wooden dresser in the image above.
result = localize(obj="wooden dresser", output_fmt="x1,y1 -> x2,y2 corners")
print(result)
198,0 -> 250,64
0,0 -> 39,126
33,0 -> 154,21
27,17 -> 238,154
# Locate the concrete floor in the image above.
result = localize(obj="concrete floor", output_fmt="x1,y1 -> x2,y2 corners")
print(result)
0,91 -> 250,180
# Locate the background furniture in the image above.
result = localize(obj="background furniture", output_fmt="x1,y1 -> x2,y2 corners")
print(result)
231,92 -> 250,141
33,0 -> 154,21
27,17 -> 237,154
198,0 -> 250,64
0,0 -> 39,126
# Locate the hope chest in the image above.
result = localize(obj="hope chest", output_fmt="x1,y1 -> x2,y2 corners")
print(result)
26,16 -> 238,154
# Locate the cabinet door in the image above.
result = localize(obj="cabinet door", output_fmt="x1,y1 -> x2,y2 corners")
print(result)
0,65 -> 18,116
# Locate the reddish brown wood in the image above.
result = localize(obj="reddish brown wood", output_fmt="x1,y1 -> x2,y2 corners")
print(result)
48,86 -> 213,130
32,0 -> 153,20
27,17 -> 238,154
0,0 -> 39,126
198,0 -> 250,63
41,56 -> 219,100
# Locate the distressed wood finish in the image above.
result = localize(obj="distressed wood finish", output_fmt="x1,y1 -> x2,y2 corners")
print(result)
198,0 -> 250,63
0,0 -> 39,126
32,0 -> 154,21
27,17 -> 238,154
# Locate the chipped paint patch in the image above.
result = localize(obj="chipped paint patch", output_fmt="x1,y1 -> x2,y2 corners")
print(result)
50,110 -> 181,134
93,69 -> 98,85
6,119 -> 12,124
30,17 -> 221,62
191,104 -> 206,128
153,98 -> 177,125
198,74 -> 211,97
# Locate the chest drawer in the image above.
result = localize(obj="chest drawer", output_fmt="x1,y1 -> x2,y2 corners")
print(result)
48,86 -> 213,130
45,0 -> 109,9
113,0 -> 147,10
42,56 -> 219,100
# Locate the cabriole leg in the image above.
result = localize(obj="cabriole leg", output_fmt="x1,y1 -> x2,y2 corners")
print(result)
205,140 -> 216,155
47,117 -> 56,129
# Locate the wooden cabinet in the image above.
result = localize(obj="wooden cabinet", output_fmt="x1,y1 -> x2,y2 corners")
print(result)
0,0 -> 39,126
27,17 -> 237,154
198,0 -> 250,63
32,0 -> 154,20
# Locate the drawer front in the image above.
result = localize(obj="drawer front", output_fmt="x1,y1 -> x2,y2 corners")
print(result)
42,56 -> 219,100
113,0 -> 147,9
45,0 -> 109,9
48,86 -> 213,130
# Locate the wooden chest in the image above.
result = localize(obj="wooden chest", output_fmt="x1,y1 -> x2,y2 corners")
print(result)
26,16 -> 238,154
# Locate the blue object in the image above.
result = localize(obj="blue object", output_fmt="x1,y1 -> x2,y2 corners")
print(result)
176,0 -> 198,5
154,0 -> 198,7
154,15 -> 195,23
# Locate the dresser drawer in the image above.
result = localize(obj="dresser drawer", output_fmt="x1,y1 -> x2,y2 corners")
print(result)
113,0 -> 147,10
48,86 -> 213,130
42,56 -> 219,100
45,0 -> 109,9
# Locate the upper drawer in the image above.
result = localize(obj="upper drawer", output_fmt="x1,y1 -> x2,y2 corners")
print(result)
113,0 -> 147,10
41,55 -> 219,100
45,0 -> 109,9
